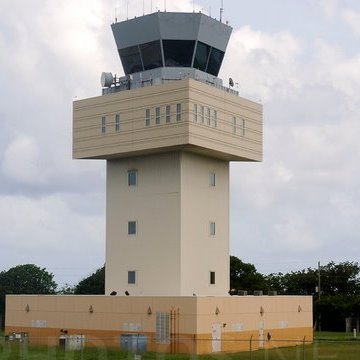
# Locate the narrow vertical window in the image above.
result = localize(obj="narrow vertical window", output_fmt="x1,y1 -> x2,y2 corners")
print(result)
200,106 -> 204,123
213,110 -> 217,128
128,271 -> 136,284
176,103 -> 182,122
206,107 -> 211,125
241,118 -> 246,136
209,222 -> 216,236
101,116 -> 106,134
128,221 -> 137,235
193,104 -> 198,122
128,170 -> 138,186
115,114 -> 120,131
156,107 -> 160,125
210,172 -> 216,187
166,105 -> 171,123
210,271 -> 216,285
233,116 -> 237,134
145,109 -> 150,127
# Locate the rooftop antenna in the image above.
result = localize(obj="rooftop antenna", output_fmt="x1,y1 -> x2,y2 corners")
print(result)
151,0 -> 153,13
193,0 -> 195,12
143,0 -> 145,15
126,1 -> 129,20
114,7 -> 118,22
164,0 -> 166,12
220,0 -> 224,23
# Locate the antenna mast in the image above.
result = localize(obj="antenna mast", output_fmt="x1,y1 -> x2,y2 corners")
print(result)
220,0 -> 224,23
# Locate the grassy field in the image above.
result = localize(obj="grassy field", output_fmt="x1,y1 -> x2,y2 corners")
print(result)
0,332 -> 360,359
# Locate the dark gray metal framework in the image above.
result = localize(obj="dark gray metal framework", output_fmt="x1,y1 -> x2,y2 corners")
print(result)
111,12 -> 232,77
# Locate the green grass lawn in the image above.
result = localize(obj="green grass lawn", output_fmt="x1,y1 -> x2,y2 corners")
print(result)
1,333 -> 360,360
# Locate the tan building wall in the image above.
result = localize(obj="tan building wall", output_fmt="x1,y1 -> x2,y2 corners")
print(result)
105,152 -> 229,296
5,295 -> 312,354
73,79 -> 263,162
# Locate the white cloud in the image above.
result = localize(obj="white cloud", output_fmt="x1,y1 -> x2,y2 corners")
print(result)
342,8 -> 360,37
0,194 -> 105,284
2,135 -> 48,185
274,214 -> 320,252
221,26 -> 303,101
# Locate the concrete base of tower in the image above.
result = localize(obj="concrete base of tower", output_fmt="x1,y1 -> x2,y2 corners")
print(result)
5,294 -> 312,354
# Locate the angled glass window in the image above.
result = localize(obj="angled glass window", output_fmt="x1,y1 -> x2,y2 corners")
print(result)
207,47 -> 225,76
140,40 -> 163,70
194,41 -> 211,72
163,40 -> 195,67
119,46 -> 143,74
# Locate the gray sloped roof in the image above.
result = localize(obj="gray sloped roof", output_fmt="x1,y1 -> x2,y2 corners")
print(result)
111,12 -> 232,52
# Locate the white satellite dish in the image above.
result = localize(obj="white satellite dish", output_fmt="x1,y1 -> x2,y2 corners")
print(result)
101,72 -> 114,88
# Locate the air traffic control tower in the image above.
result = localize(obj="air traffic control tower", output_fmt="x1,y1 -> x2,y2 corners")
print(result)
73,12 -> 263,297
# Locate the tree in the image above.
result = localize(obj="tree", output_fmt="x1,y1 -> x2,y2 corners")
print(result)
74,266 -> 105,294
319,261 -> 360,296
0,264 -> 57,329
230,256 -> 266,292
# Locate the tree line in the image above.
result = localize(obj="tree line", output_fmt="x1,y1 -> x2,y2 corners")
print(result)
1,258 -> 360,331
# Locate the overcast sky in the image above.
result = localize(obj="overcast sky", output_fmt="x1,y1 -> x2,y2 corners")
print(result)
1,0 -> 360,287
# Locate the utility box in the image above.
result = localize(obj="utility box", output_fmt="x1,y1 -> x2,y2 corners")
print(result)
121,334 -> 147,353
59,335 -> 85,351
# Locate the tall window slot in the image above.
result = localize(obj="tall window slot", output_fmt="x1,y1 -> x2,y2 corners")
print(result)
233,116 -> 237,134
128,170 -> 138,186
166,105 -> 171,123
193,104 -> 198,122
241,118 -> 246,136
213,110 -> 218,128
210,271 -> 216,285
115,114 -> 120,131
128,271 -> 136,284
128,221 -> 137,235
101,116 -> 106,134
145,109 -> 150,127
210,172 -> 216,187
209,222 -> 216,236
206,107 -> 211,125
156,107 -> 160,125
176,103 -> 182,121
200,106 -> 204,124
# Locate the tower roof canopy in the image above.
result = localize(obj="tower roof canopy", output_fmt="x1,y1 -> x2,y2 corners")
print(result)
111,12 -> 232,77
